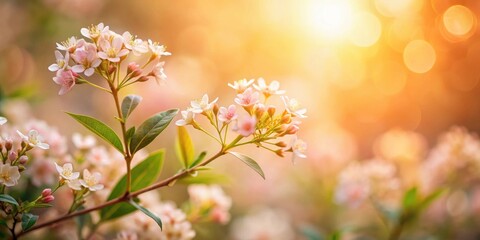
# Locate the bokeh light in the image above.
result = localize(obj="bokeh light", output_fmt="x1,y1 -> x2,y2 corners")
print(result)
349,11 -> 382,47
441,5 -> 477,41
403,39 -> 436,73
304,0 -> 353,39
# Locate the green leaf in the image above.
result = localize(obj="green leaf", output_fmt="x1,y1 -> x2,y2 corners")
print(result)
402,187 -> 418,209
0,194 -> 18,206
128,200 -> 162,230
33,203 -> 53,208
175,126 -> 195,168
229,152 -> 265,179
130,109 -> 178,154
21,213 -> 38,231
121,95 -> 142,121
126,126 -> 135,148
179,172 -> 230,184
100,150 -> 165,221
189,151 -> 207,168
66,112 -> 124,153
418,189 -> 444,211
0,218 -> 7,228
301,225 -> 325,240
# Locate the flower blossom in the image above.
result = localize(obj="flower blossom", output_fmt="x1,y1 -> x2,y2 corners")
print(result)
48,50 -> 70,72
148,39 -> 171,59
0,163 -> 21,187
188,184 -> 232,224
228,79 -> 255,93
176,109 -> 196,126
234,116 -> 257,137
156,202 -> 196,240
53,69 -> 78,95
80,23 -> 109,40
67,179 -> 82,191
253,78 -> 286,97
98,35 -> 129,62
282,96 -> 307,118
72,133 -> 96,149
79,169 -> 104,191
230,208 -> 294,240
0,117 -> 6,125
122,31 -> 148,56
218,105 -> 238,123
54,162 -> 80,181
149,62 -> 167,84
234,88 -> 260,107
17,129 -> 50,149
191,94 -> 218,114
292,138 -> 307,160
71,42 -> 101,76
56,36 -> 85,53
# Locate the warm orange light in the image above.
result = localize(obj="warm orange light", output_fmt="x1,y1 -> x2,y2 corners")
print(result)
442,5 -> 476,38
374,0 -> 422,17
304,0 -> 353,39
349,12 -> 382,47
403,40 -> 436,74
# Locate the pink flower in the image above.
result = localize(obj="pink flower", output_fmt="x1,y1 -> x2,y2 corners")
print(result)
218,105 -> 238,123
234,116 -> 257,137
52,69 -> 78,95
71,43 -> 101,76
234,88 -> 260,107
56,37 -> 85,53
149,62 -> 167,84
98,35 -> 129,62
48,50 -> 69,72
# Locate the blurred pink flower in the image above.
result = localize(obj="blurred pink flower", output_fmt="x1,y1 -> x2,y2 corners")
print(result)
188,184 -> 232,224
253,78 -> 286,97
149,61 -> 167,84
52,69 -> 78,95
0,163 -> 20,187
234,87 -> 260,107
228,78 -> 254,93
234,116 -> 257,137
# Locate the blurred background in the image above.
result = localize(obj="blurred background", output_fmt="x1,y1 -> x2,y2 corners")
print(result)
1,0 -> 480,239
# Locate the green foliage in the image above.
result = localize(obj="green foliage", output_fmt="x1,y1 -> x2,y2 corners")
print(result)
128,199 -> 162,230
66,112 -> 124,153
121,95 -> 142,121
130,109 -> 178,154
229,152 -> 265,179
402,187 -> 418,210
179,172 -> 230,184
0,194 -> 18,206
100,150 -> 165,221
189,151 -> 207,168
175,126 -> 195,168
21,213 -> 38,231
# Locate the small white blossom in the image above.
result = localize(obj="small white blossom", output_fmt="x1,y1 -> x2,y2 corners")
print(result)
282,96 -> 307,118
122,31 -> 148,56
190,94 -> 218,114
291,138 -> 307,164
98,35 -> 129,63
79,169 -> 104,191
0,163 -> 21,187
176,109 -> 196,126
48,50 -> 70,72
54,162 -> 80,180
234,88 -> 260,107
56,36 -> 85,53
80,23 -> 109,40
148,39 -> 171,59
0,117 -> 7,125
72,133 -> 96,149
17,130 -> 50,149
253,78 -> 286,96
67,179 -> 82,191
228,79 -> 255,93
150,61 -> 167,84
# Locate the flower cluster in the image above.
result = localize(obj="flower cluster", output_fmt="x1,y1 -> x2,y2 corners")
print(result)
49,23 -> 170,95
187,184 -> 232,224
176,78 -> 307,161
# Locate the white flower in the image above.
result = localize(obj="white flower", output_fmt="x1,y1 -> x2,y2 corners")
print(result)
17,130 -> 50,149
79,169 -> 104,191
54,162 -> 80,180
122,31 -> 148,56
67,179 -> 82,191
48,50 -> 70,72
72,133 -> 96,149
98,35 -> 129,62
0,117 -> 7,125
253,78 -> 286,96
80,23 -> 109,40
71,43 -> 102,76
218,105 -> 238,123
0,163 -> 21,187
228,78 -> 255,93
56,36 -> 85,53
176,109 -> 196,126
291,138 -> 307,164
282,96 -> 307,118
190,94 -> 218,114
156,202 -> 195,240
149,62 -> 167,84
148,39 -> 171,59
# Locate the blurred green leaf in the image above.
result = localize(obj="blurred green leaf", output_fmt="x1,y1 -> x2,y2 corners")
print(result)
130,109 -> 178,154
229,152 -> 265,179
189,151 -> 207,168
100,150 -> 165,221
66,112 -> 124,153
128,199 -> 162,230
0,194 -> 18,206
175,126 -> 195,168
301,225 -> 325,240
402,187 -> 418,209
418,189 -> 444,211
21,213 -> 38,231
179,172 -> 230,184
121,95 -> 142,121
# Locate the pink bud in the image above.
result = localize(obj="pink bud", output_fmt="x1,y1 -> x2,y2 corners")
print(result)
5,139 -> 13,151
127,62 -> 142,77
18,156 -> 28,164
286,124 -> 299,135
42,188 -> 52,197
42,195 -> 55,203
8,151 -> 17,161
267,106 -> 276,117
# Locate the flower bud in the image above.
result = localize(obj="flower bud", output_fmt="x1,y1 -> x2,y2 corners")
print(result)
137,76 -> 149,82
5,139 -> 13,151
275,124 -> 288,133
0,140 -> 4,151
286,124 -> 299,135
42,195 -> 55,203
18,165 -> 26,172
275,141 -> 287,148
108,65 -> 117,75
20,141 -> 27,149
8,151 -> 17,162
213,104 -> 219,116
275,149 -> 285,157
255,104 -> 266,119
281,114 -> 292,124
127,62 -> 142,77
267,106 -> 276,117
18,156 -> 28,165
42,188 -> 52,197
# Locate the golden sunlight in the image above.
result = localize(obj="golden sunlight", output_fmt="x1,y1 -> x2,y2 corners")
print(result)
304,0 -> 354,39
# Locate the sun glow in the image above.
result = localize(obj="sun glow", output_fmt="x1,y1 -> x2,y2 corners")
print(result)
304,0 -> 354,39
